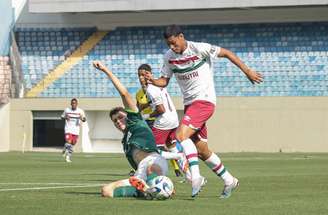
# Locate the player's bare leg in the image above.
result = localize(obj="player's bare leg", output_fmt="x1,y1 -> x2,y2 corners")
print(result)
102,179 -> 140,198
165,141 -> 189,179
64,141 -> 73,163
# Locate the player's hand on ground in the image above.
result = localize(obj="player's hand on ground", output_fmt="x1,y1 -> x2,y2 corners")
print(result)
93,61 -> 107,71
245,69 -> 263,84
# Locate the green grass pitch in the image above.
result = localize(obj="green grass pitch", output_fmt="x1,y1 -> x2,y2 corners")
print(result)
0,152 -> 327,215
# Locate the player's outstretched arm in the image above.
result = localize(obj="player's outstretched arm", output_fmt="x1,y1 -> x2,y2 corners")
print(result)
144,74 -> 170,88
218,48 -> 263,84
93,61 -> 137,111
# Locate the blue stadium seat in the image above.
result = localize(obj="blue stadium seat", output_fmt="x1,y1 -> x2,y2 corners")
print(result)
18,23 -> 328,97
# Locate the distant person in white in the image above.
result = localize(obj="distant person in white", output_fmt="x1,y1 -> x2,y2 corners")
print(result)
61,98 -> 86,162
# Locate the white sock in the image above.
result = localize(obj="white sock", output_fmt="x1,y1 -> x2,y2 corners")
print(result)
205,152 -> 234,185
168,144 -> 179,153
159,150 -> 182,160
180,138 -> 200,179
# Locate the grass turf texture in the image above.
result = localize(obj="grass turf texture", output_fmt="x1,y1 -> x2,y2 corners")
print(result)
0,152 -> 327,215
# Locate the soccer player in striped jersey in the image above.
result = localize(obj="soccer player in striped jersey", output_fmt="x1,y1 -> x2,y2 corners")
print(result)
144,25 -> 263,198
137,64 -> 190,180
93,61 -> 171,199
61,98 -> 86,163
135,81 -> 183,178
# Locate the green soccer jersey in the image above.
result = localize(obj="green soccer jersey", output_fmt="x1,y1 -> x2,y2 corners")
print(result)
122,109 -> 158,169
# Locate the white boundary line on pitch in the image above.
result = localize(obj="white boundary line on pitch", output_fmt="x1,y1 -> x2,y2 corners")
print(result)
0,184 -> 103,192
0,182 -> 89,185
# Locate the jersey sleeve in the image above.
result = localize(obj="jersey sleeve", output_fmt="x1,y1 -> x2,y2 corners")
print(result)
147,85 -> 163,106
194,42 -> 221,59
161,55 -> 173,78
125,109 -> 143,122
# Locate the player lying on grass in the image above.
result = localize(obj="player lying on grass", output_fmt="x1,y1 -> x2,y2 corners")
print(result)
93,61 -> 179,199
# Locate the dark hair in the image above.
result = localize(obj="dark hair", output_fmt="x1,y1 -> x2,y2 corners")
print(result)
71,98 -> 78,103
138,64 -> 152,73
163,25 -> 183,39
109,107 -> 125,119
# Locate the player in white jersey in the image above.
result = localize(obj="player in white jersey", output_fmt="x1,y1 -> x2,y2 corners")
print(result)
61,98 -> 86,162
137,64 -> 190,179
144,25 -> 263,198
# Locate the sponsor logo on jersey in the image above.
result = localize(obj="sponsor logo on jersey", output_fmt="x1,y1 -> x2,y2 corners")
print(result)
210,46 -> 217,55
177,71 -> 199,81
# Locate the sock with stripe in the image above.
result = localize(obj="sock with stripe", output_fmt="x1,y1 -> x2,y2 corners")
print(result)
159,150 -> 182,160
169,142 -> 192,181
179,138 -> 200,179
167,147 -> 182,173
205,152 -> 234,185
113,186 -> 138,197
168,143 -> 181,153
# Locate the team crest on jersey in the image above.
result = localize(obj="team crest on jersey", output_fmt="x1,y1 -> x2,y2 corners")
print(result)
210,46 -> 217,55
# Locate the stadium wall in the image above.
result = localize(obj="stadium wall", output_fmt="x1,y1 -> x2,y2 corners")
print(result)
0,103 -> 10,152
6,97 -> 328,153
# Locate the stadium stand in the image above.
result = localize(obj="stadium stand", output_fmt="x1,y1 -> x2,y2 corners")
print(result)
0,56 -> 11,104
15,27 -> 96,90
16,22 -> 328,97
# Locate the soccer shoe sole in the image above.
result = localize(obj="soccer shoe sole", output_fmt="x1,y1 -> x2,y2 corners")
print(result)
129,176 -> 150,193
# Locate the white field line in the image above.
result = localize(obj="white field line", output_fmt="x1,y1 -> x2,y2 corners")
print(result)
0,182 -> 87,185
0,184 -> 103,192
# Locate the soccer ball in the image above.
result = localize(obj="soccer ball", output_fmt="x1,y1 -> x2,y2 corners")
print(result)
148,175 -> 174,200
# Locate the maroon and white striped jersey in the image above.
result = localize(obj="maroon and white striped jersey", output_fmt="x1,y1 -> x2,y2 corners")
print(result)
161,41 -> 220,105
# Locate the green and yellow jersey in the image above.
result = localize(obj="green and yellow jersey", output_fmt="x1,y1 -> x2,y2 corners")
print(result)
136,88 -> 156,122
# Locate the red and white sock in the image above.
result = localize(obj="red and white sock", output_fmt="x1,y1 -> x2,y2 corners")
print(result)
180,138 -> 200,179
205,152 -> 234,185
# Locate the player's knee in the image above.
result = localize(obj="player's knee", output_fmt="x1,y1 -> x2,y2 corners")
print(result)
147,164 -> 163,176
176,125 -> 195,142
175,131 -> 188,142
